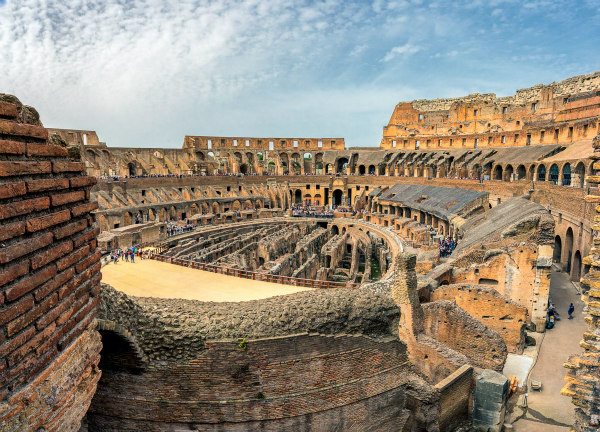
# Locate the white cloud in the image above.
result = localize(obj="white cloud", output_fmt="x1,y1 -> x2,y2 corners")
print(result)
381,43 -> 421,62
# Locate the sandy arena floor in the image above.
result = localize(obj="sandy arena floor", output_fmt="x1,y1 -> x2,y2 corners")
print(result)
101,259 -> 312,302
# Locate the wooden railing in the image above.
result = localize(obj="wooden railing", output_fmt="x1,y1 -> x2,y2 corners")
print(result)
150,254 -> 357,290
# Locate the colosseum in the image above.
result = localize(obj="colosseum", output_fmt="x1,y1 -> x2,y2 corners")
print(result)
0,71 -> 599,432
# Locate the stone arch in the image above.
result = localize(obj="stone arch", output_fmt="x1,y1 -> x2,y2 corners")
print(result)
565,227 -> 574,272
336,157 -> 349,174
169,206 -> 177,220
561,163 -> 571,186
239,163 -> 249,175
516,164 -> 526,180
553,235 -> 562,263
493,165 -> 503,180
243,199 -> 253,210
574,161 -> 586,188
537,164 -> 547,181
127,162 -> 136,177
368,165 -> 376,175
572,250 -> 582,281
212,202 -> 220,214
294,189 -> 302,204
528,164 -> 536,180
549,163 -> 559,184
97,320 -> 146,373
231,200 -> 242,211
332,189 -> 344,207
504,164 -> 514,181
358,165 -> 366,175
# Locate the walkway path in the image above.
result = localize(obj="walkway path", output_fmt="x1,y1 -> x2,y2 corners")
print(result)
101,259 -> 312,302
513,270 -> 586,431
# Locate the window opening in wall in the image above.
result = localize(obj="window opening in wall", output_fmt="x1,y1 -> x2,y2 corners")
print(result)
462,138 -> 466,146
280,140 -> 286,146
293,140 -> 298,148
269,141 -> 274,151
540,130 -> 545,142
365,186 -> 369,190
220,139 -> 225,145
583,124 -> 589,135
356,185 -> 360,190
331,140 -> 336,146
207,139 -> 212,149
531,102 -> 538,112
317,140 -> 323,148
568,126 -> 573,138
449,139 -> 453,147
488,136 -> 492,145
141,190 -> 146,196
227,186 -> 231,191
502,106 -> 508,114
474,138 -> 479,149
474,109 -> 478,116
392,140 -> 397,148
239,186 -> 242,191
514,134 -> 519,143
403,140 -> 408,147
526,134 -> 531,145
554,129 -> 559,140
418,113 -> 424,121
516,121 -> 520,126
245,139 -> 250,146
563,97 -> 569,104
306,184 -> 310,189
415,140 -> 420,149
426,139 -> 431,147
501,135 -> 506,144
438,139 -> 442,147
257,139 -> 262,145
233,139 -> 238,146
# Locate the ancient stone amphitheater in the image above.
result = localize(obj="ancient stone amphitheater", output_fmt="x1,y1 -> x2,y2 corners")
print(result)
0,71 -> 599,431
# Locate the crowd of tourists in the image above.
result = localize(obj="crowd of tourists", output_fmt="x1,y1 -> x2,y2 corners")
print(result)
110,245 -> 144,264
291,205 -> 334,218
439,236 -> 457,258
166,221 -> 195,236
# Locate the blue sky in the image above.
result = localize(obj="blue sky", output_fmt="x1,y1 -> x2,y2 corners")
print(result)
0,0 -> 599,148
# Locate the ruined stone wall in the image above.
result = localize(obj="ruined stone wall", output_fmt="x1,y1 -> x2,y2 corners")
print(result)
382,71 -> 600,150
421,301 -> 507,371
0,96 -> 101,431
563,134 -> 600,431
431,284 -> 528,353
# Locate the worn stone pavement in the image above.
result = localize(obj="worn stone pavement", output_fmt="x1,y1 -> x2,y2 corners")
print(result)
513,270 -> 586,431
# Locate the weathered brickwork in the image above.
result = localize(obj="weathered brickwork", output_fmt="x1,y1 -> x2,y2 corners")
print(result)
562,133 -> 600,431
0,95 -> 101,431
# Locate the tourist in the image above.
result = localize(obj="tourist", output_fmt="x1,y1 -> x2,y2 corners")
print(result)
568,302 -> 575,319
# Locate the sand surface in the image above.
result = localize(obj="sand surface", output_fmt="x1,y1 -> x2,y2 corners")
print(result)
101,259 -> 311,302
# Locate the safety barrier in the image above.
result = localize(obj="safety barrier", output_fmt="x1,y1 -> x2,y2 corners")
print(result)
150,254 -> 357,290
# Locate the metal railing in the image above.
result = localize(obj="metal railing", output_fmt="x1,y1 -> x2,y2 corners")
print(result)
150,254 -> 357,290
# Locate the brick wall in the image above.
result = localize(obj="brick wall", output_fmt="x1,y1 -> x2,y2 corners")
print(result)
434,364 -> 474,431
0,96 -> 102,431
87,333 -> 439,431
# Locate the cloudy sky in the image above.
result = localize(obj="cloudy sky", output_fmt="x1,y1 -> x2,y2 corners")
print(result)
1,0 -> 599,148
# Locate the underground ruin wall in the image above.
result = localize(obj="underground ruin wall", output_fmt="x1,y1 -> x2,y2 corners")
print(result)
0,96 -> 102,431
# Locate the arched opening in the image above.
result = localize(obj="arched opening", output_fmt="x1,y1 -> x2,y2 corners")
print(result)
516,165 -> 526,180
315,162 -> 324,175
562,163 -> 571,186
493,165 -> 503,180
537,164 -> 547,181
572,250 -> 582,281
98,329 -> 144,374
331,225 -> 339,235
565,227 -> 574,273
267,161 -> 276,174
239,163 -> 249,175
553,235 -> 562,263
127,162 -> 136,177
368,165 -> 376,175
358,165 -> 366,175
549,164 -> 559,185
123,212 -> 133,226
336,157 -> 349,174
332,189 -> 343,207
504,164 -> 514,181
574,162 -> 586,188
294,189 -> 302,204
378,164 -> 386,175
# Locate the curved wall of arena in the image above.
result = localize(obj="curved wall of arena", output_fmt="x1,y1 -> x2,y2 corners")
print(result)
87,333 -> 439,431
